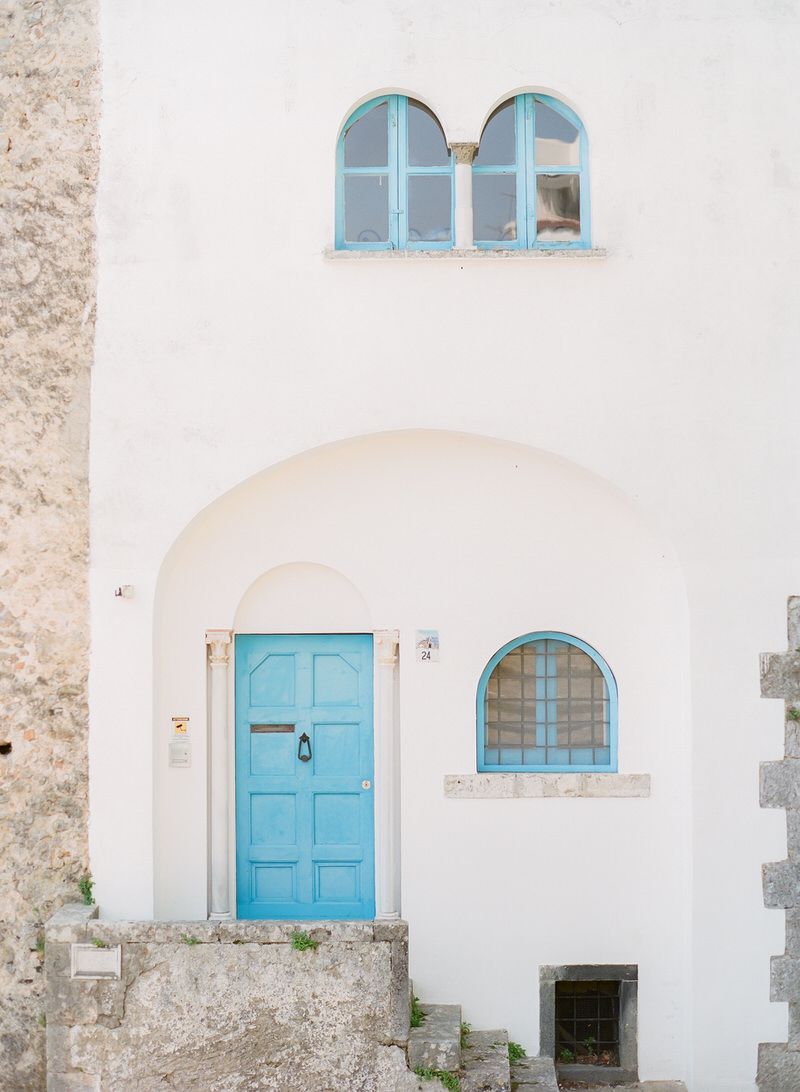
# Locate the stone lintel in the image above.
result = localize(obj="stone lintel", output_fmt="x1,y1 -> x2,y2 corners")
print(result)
761,761 -> 800,809
444,773 -> 650,799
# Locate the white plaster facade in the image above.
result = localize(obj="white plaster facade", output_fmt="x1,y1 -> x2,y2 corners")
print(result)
89,2 -> 800,1089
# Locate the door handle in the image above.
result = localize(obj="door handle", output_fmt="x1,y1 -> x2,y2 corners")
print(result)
297,732 -> 312,762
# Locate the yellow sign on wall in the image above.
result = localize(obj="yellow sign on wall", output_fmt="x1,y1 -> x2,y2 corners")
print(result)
171,716 -> 190,736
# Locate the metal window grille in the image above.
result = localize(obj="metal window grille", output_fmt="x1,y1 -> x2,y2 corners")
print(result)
484,638 -> 610,766
555,980 -> 620,1064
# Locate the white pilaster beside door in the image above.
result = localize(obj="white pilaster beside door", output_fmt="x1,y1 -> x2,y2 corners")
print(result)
375,630 -> 400,920
206,628 -> 232,920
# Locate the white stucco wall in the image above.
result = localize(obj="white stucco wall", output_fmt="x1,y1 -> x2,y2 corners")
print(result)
91,1 -> 799,1088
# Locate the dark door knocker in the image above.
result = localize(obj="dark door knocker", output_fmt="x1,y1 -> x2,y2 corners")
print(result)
297,732 -> 312,762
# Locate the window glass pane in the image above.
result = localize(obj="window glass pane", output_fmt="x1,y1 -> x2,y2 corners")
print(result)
407,175 -> 451,242
474,101 -> 515,166
408,101 -> 450,167
344,175 -> 389,243
535,101 -> 580,166
344,102 -> 388,168
473,174 -> 517,242
484,637 -> 610,767
536,175 -> 580,241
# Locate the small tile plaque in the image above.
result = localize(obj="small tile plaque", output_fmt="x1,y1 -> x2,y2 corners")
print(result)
70,943 -> 121,979
169,740 -> 191,768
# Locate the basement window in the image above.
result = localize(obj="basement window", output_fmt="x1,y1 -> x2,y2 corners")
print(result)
555,980 -> 620,1066
540,964 -> 638,1085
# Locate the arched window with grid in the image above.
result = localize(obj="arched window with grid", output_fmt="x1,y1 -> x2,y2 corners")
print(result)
335,95 -> 454,250
477,632 -> 617,772
473,94 -> 590,249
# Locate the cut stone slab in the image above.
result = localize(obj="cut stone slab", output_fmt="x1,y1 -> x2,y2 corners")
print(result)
461,1029 -> 510,1091
510,1055 -> 558,1091
408,1003 -> 462,1073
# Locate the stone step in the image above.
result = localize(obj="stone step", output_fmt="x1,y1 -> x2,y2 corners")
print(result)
461,1028 -> 511,1091
408,1003 -> 462,1073
510,1055 -> 558,1091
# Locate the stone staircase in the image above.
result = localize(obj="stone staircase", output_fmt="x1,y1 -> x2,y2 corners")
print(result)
407,999 -> 557,1091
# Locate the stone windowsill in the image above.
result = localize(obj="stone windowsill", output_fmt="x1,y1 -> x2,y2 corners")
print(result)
324,247 -> 607,262
444,773 -> 650,799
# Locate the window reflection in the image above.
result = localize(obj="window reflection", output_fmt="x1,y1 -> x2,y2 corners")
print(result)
536,175 -> 580,241
534,101 -> 580,166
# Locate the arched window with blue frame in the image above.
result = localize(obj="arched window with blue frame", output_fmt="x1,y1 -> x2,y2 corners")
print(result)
477,633 -> 617,772
473,94 -> 590,250
336,95 -> 454,251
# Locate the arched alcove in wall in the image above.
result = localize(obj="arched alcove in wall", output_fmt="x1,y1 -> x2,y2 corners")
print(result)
234,563 -> 370,634
152,429 -> 690,956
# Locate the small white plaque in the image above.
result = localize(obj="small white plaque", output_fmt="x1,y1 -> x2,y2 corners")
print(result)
71,943 -> 121,979
415,630 -> 440,662
169,740 -> 191,768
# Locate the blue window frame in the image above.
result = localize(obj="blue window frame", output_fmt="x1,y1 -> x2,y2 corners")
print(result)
336,95 -> 454,251
473,94 -> 590,250
477,632 -> 617,773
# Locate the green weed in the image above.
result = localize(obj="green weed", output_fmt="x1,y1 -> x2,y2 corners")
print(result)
508,1041 -> 526,1063
78,875 -> 94,906
180,934 -> 200,946
290,930 -> 318,952
410,994 -> 425,1028
413,1068 -> 460,1091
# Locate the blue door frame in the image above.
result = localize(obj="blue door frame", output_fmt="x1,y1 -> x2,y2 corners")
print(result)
235,633 -> 375,920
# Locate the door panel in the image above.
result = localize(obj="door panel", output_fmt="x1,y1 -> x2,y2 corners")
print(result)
235,634 -> 375,920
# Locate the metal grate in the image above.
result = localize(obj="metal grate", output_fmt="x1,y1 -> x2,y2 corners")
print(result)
484,638 -> 610,766
555,980 -> 620,1064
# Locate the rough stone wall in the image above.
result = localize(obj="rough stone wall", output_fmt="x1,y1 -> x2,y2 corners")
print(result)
45,909 -> 421,1092
758,597 -> 800,1091
0,1 -> 97,1087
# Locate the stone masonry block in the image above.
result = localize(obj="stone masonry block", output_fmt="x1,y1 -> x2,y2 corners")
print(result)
761,761 -> 800,809
763,861 -> 800,909
788,597 -> 800,651
761,653 -> 800,700
388,938 -> 410,1041
758,1043 -> 800,1090
45,903 -> 98,945
788,814 -> 800,861
373,919 -> 409,943
787,909 -> 800,953
46,919 -> 412,1089
770,955 -> 800,1002
788,1003 -> 800,1049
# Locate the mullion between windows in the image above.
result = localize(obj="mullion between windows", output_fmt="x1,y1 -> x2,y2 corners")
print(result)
392,95 -> 406,250
523,94 -> 536,249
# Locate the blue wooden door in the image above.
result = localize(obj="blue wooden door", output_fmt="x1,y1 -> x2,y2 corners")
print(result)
235,634 -> 375,920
